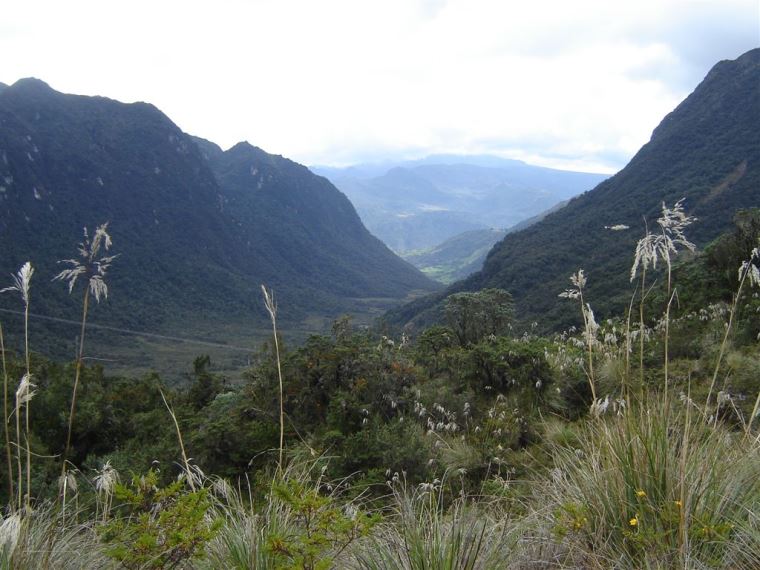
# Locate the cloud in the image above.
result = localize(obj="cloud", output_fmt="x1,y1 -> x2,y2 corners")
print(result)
1,0 -> 756,172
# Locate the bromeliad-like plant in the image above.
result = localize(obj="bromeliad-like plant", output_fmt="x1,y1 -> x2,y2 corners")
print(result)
54,223 -> 118,478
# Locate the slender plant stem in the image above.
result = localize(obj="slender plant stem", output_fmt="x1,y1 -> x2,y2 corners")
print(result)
623,287 -> 637,401
61,287 -> 90,478
160,388 -> 195,491
261,285 -> 285,473
23,300 -> 31,510
0,323 -> 13,503
678,377 -> 691,558
578,291 -> 596,403
745,390 -> 760,440
664,262 -> 672,395
272,320 -> 284,472
15,384 -> 21,511
706,266 -> 749,417
639,266 -> 647,391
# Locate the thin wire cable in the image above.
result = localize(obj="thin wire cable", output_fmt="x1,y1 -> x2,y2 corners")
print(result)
0,308 -> 253,352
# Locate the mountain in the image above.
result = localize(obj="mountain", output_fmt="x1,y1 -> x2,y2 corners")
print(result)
402,228 -> 507,284
314,157 -> 607,253
0,78 -> 437,365
388,48 -> 760,332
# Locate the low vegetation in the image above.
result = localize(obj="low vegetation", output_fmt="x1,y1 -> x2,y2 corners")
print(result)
0,207 -> 758,568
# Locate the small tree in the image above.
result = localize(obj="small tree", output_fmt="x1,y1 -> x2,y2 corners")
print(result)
444,288 -> 514,346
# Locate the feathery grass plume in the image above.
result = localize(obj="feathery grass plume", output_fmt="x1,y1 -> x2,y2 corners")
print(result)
559,269 -> 597,403
93,460 -> 119,522
1,264 -> 35,511
58,469 -> 78,522
0,323 -> 13,503
0,512 -> 21,564
54,223 -> 117,481
707,246 -> 760,417
631,200 -> 696,394
261,284 -> 285,474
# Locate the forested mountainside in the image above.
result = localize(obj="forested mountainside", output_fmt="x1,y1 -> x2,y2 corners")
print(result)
387,48 -> 760,332
0,78 -> 437,356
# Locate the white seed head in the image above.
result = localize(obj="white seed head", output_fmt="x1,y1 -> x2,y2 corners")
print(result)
0,513 -> 21,558
1,262 -> 34,306
739,248 -> 760,288
631,199 -> 695,281
261,284 -> 277,319
94,460 -> 120,495
15,373 -> 36,406
559,269 -> 585,299
54,223 -> 117,303
58,470 -> 79,494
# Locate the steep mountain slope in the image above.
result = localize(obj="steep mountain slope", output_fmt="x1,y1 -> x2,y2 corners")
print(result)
316,158 -> 607,252
388,48 -> 760,331
0,78 -> 242,329
0,79 -> 437,358
197,140 -> 436,301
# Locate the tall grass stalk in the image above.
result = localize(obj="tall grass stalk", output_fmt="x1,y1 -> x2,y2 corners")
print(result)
623,287 -> 637,400
160,387 -> 195,492
559,269 -> 597,403
631,200 -> 695,398
746,390 -> 760,440
0,324 -> 13,503
706,247 -> 759,416
261,285 -> 285,474
1,262 -> 34,511
54,223 -> 117,480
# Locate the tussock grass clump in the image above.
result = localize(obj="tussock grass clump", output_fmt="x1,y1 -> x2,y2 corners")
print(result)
0,503 -> 109,569
350,479 -> 517,569
542,397 -> 760,568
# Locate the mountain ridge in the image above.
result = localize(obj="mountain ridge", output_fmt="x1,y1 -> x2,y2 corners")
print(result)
0,78 -> 437,365
386,48 -> 760,332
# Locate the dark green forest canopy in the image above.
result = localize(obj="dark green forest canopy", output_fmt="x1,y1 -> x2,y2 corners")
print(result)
0,79 -> 437,362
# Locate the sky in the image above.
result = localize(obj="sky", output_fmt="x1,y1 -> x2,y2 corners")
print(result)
2,0 -> 758,174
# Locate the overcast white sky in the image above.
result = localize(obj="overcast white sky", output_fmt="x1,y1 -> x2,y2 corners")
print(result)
2,0 -> 758,173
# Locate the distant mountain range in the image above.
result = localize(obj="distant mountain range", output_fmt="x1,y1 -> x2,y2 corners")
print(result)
0,79 -> 437,361
313,157 -> 607,253
388,48 -> 760,332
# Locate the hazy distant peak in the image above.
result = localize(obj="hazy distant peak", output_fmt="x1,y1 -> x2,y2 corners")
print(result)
8,77 -> 53,92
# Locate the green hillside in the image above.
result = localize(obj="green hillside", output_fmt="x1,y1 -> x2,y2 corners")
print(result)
0,79 -> 437,371
387,48 -> 760,332
402,228 -> 507,283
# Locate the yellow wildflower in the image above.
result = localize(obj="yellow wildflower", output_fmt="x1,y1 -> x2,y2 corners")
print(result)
629,515 -> 639,527
674,500 -> 682,508
635,489 -> 646,498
